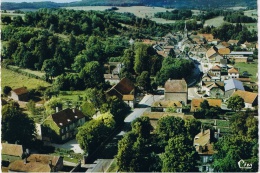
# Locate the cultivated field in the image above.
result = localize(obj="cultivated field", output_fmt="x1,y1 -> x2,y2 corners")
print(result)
204,16 -> 225,27
1,68 -> 50,90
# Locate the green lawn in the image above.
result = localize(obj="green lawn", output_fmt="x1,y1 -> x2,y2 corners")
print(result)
244,10 -> 258,19
1,67 -> 51,90
205,16 -> 225,27
234,62 -> 258,82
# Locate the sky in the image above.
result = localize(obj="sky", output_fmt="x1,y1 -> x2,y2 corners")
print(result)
1,0 -> 80,3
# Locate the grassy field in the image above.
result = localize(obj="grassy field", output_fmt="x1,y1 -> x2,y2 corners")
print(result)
1,67 -> 51,90
234,62 -> 258,82
204,16 -> 225,27
244,10 -> 258,19
1,12 -> 25,20
244,23 -> 257,32
65,6 -> 177,23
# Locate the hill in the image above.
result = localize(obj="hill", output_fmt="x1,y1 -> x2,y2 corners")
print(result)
1,0 -> 257,10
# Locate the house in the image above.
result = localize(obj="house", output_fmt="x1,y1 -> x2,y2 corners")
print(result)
2,143 -> 23,163
217,47 -> 230,57
10,87 -> 28,101
209,65 -> 221,77
219,59 -> 228,69
228,67 -> 239,79
190,44 -> 207,57
104,74 -> 120,84
142,112 -> 194,130
236,78 -> 251,84
202,81 -> 225,98
8,154 -> 63,172
231,90 -> 258,109
106,77 -> 135,108
224,78 -> 245,97
226,51 -> 253,58
217,42 -> 230,49
206,46 -> 223,63
241,41 -> 256,50
202,72 -> 221,82
41,108 -> 86,143
228,39 -> 239,46
151,100 -> 182,113
164,78 -> 188,105
193,128 -> 216,172
153,44 -> 163,51
229,56 -> 248,63
190,98 -> 222,112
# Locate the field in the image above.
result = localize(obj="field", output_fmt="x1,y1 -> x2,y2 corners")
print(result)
204,16 -> 225,27
244,23 -> 257,32
244,10 -> 258,19
234,62 -> 258,82
1,12 -> 25,19
1,68 -> 50,90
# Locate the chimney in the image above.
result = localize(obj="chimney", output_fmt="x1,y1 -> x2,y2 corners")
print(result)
201,124 -> 204,135
198,146 -> 203,153
56,107 -> 59,113
26,149 -> 30,155
23,158 -> 27,165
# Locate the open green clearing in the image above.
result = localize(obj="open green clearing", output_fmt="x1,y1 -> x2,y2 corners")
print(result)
1,68 -> 51,90
204,16 -> 225,27
244,23 -> 257,32
244,10 -> 258,19
1,12 -> 25,19
234,62 -> 258,82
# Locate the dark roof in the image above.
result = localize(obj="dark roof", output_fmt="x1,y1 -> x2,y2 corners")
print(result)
51,108 -> 85,128
2,143 -> 23,157
165,79 -> 187,93
11,87 -> 28,95
106,77 -> 135,99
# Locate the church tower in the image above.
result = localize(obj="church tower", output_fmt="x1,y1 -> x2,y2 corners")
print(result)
184,21 -> 188,38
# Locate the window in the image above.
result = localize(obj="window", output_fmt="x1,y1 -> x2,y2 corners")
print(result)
61,129 -> 64,133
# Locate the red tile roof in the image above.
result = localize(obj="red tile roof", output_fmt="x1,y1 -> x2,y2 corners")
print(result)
211,65 -> 221,71
228,67 -> 239,73
232,90 -> 258,104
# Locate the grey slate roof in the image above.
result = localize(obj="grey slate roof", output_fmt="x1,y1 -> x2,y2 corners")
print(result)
224,79 -> 245,91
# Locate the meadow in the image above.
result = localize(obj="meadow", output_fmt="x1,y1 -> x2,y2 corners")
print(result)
1,67 -> 50,90
204,16 -> 225,27
234,62 -> 258,82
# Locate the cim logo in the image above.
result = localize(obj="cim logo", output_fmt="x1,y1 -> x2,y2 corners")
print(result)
238,159 -> 253,169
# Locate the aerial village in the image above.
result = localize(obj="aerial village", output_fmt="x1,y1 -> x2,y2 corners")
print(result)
1,8 -> 258,173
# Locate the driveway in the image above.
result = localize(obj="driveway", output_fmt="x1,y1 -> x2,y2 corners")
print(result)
47,139 -> 84,154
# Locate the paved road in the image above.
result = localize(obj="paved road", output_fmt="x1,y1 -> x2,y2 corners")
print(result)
87,94 -> 161,172
188,87 -> 202,100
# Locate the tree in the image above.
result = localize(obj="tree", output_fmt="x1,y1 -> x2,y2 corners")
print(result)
168,49 -> 176,58
161,135 -> 199,172
131,116 -> 152,139
81,101 -> 96,119
227,95 -> 245,111
1,16 -> 12,24
155,116 -> 186,148
136,71 -> 151,92
76,113 -> 115,154
230,111 -> 258,139
26,100 -> 37,115
3,86 -> 12,96
44,97 -> 63,115
213,135 -> 257,172
79,61 -> 105,89
2,104 -> 36,146
184,119 -> 202,141
41,59 -> 63,81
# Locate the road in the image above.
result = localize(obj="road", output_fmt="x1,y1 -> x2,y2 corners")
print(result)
86,94 -> 161,172
188,87 -> 202,100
